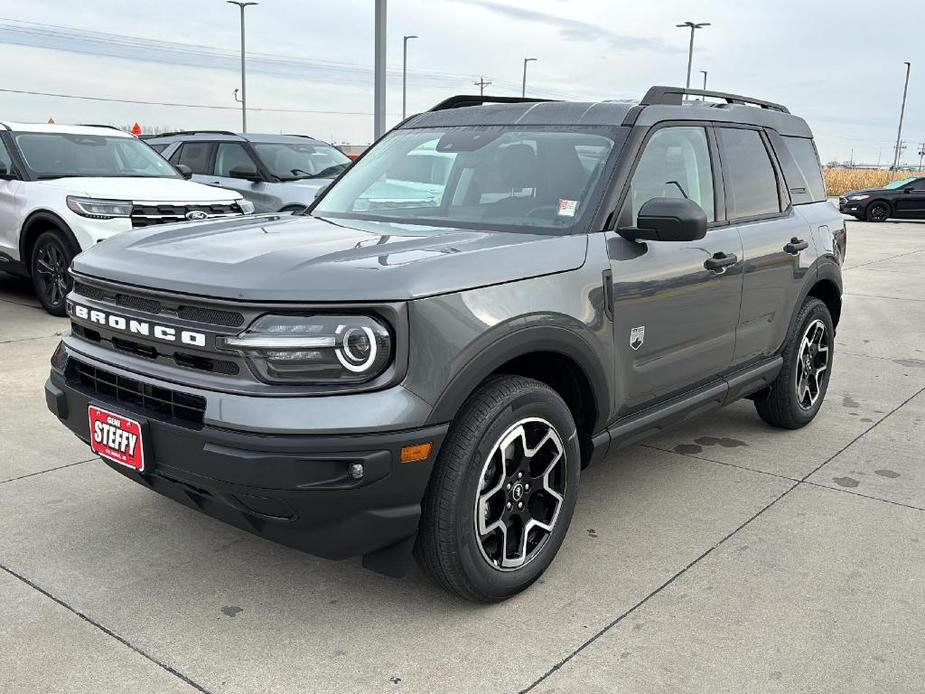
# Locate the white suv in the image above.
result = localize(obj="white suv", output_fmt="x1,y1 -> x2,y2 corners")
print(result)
0,122 -> 254,314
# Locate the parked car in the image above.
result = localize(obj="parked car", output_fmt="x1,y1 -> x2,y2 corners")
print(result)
839,176 -> 925,221
47,88 -> 845,601
144,131 -> 352,213
0,122 -> 254,314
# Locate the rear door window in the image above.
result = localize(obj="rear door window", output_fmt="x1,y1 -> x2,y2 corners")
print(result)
782,136 -> 827,202
718,128 -> 781,220
214,143 -> 257,177
171,142 -> 215,175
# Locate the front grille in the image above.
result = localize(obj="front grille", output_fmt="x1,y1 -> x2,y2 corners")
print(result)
71,323 -> 240,375
66,358 -> 207,426
72,283 -> 244,329
130,202 -> 241,228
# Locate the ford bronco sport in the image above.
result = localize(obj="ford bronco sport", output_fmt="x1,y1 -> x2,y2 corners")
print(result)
46,87 -> 845,602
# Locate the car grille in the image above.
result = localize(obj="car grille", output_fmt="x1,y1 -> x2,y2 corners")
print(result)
73,283 -> 244,328
130,202 -> 242,228
66,358 -> 207,426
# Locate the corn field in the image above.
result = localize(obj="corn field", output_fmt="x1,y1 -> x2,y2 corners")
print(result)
824,168 -> 925,197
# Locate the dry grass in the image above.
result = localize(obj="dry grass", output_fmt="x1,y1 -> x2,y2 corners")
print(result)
824,168 -> 925,197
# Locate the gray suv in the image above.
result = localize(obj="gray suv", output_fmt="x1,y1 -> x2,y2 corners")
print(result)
145,131 -> 352,212
47,87 -> 845,602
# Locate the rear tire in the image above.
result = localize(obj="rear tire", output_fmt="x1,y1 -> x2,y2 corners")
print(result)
30,230 -> 75,316
754,297 -> 834,429
865,201 -> 890,222
415,375 -> 581,602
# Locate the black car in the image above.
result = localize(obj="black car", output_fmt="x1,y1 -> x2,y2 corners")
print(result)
839,176 -> 925,222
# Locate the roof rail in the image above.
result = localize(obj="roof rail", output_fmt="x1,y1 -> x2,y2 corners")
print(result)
146,130 -> 239,138
429,95 -> 559,112
282,133 -> 318,140
640,86 -> 790,114
76,123 -> 126,131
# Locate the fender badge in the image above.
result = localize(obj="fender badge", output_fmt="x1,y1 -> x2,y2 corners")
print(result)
630,326 -> 645,351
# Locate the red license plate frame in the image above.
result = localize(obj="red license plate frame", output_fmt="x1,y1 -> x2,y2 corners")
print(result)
88,405 -> 146,472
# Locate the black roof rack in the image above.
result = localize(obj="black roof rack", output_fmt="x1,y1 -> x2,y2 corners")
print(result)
429,95 -> 559,112
76,123 -> 125,131
146,129 -> 239,138
282,133 -> 318,139
640,86 -> 790,114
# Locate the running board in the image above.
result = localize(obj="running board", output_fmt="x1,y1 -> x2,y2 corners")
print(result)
606,357 -> 782,453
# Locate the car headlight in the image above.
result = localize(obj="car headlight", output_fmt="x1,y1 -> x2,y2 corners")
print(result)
237,198 -> 255,214
220,314 -> 392,384
66,196 -> 132,219
847,194 -> 870,201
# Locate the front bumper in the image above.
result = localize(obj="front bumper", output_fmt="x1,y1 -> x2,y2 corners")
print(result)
45,355 -> 447,575
838,197 -> 865,215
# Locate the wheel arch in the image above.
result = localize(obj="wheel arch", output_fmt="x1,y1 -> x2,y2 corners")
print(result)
866,198 -> 893,219
427,326 -> 610,467
18,210 -> 80,275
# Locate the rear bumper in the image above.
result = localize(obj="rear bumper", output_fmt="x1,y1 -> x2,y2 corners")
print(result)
45,362 -> 447,574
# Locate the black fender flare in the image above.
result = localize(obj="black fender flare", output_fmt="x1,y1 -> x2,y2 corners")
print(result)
781,257 -> 843,350
19,210 -> 81,268
426,323 -> 611,432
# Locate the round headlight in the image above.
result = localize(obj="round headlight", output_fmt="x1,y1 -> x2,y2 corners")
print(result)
338,326 -> 376,372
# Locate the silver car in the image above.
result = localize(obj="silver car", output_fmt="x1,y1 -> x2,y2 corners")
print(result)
144,131 -> 352,213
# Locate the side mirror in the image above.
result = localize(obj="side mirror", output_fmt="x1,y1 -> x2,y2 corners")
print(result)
229,165 -> 262,182
620,197 -> 707,243
175,164 -> 193,180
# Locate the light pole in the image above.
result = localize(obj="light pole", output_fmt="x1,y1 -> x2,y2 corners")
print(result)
227,1 -> 257,133
676,21 -> 710,90
890,61 -> 912,180
402,34 -> 418,120
700,70 -> 708,91
374,0 -> 387,139
522,57 -> 537,98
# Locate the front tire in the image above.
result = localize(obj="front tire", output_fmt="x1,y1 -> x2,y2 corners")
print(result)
30,230 -> 75,316
415,375 -> 580,602
754,297 -> 834,429
865,201 -> 890,222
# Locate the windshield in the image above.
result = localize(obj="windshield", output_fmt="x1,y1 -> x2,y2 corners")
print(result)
252,142 -> 351,181
884,177 -> 916,190
312,126 -> 617,233
14,132 -> 179,179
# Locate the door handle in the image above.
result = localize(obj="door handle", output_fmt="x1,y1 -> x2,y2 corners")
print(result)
784,237 -> 809,254
704,252 -> 737,273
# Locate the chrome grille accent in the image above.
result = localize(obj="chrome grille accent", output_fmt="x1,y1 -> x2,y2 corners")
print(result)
130,202 -> 241,228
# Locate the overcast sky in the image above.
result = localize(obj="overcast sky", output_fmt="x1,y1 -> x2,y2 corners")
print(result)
0,0 -> 922,165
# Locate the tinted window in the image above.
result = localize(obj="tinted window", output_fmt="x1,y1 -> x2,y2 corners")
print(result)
173,142 -> 214,175
626,126 -> 715,222
0,138 -> 12,174
215,143 -> 256,177
718,128 -> 781,219
783,136 -> 826,202
148,143 -> 168,154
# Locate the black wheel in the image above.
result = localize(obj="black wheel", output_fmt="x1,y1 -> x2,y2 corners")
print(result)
865,201 -> 890,222
415,375 -> 581,602
754,297 -> 834,429
30,230 -> 75,316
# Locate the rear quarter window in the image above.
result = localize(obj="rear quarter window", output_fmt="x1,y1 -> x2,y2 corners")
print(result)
783,136 -> 827,202
717,128 -> 781,220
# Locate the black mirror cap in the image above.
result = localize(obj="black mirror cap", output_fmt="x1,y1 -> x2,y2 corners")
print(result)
229,165 -> 261,182
621,197 -> 708,243
175,163 -> 193,180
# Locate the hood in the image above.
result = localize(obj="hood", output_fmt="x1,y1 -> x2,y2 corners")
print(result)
35,176 -> 243,202
71,214 -> 588,301
842,188 -> 890,197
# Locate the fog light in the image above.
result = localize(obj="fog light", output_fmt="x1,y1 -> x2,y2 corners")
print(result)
348,462 -> 364,480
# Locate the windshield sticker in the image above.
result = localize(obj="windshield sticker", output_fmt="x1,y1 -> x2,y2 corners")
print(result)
558,199 -> 579,217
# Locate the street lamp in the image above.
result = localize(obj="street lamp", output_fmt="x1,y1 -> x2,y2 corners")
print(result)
891,61 -> 912,181
676,21 -> 710,90
522,57 -> 537,98
374,0 -> 387,139
227,1 -> 257,133
402,35 -> 418,120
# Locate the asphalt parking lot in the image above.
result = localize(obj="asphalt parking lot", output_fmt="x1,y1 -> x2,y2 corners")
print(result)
1,217 -> 924,694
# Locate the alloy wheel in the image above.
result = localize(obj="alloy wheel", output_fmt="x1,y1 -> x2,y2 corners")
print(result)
795,318 -> 829,409
34,239 -> 71,308
474,417 -> 567,571
869,203 -> 889,222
